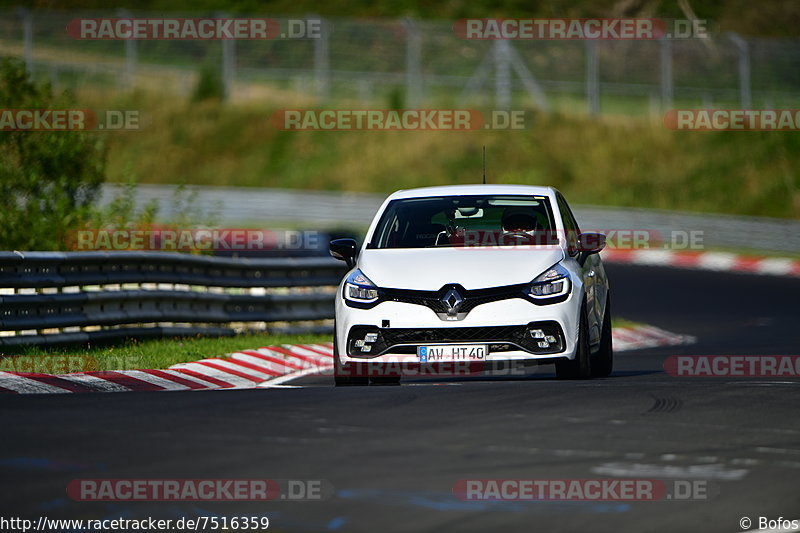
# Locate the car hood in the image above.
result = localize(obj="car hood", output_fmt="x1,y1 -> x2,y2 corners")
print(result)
357,247 -> 565,290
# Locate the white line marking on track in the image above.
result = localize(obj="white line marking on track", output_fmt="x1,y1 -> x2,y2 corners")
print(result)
278,345 -> 333,363
697,252 -> 738,270
258,365 -> 334,387
153,369 -> 219,388
0,372 -> 70,394
229,352 -> 293,374
592,462 -> 748,480
58,373 -> 131,392
205,359 -> 275,381
121,370 -> 191,391
755,447 -> 800,456
169,363 -> 256,387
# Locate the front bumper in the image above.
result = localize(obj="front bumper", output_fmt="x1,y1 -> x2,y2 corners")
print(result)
335,296 -> 580,365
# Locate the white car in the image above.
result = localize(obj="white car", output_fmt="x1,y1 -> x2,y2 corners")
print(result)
329,184 -> 612,385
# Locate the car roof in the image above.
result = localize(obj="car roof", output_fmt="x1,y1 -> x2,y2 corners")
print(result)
386,184 -> 558,200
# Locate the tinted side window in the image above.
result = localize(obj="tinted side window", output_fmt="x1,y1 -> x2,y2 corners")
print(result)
556,194 -> 581,256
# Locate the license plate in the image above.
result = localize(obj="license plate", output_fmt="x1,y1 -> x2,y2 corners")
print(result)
417,344 -> 487,362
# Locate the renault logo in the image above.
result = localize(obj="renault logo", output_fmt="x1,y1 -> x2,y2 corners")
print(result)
441,287 -> 464,315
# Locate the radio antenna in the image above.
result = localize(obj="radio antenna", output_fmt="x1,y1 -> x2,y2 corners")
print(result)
482,146 -> 486,184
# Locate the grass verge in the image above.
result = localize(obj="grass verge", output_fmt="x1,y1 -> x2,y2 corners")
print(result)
0,333 -> 331,373
612,318 -> 644,329
89,91 -> 800,219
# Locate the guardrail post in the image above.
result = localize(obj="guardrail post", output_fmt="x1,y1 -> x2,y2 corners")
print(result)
586,40 -> 600,116
221,14 -> 236,101
660,37 -> 673,110
16,8 -> 33,78
494,40 -> 511,110
728,33 -> 752,109
313,16 -> 330,103
118,9 -> 137,92
404,18 -> 422,108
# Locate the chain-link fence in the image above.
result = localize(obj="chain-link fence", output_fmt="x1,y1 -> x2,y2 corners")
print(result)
3,9 -> 800,115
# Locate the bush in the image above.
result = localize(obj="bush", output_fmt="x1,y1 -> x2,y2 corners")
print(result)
0,58 -> 106,250
192,63 -> 225,102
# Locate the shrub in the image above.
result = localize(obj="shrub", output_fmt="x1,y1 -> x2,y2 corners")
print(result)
0,58 -> 106,250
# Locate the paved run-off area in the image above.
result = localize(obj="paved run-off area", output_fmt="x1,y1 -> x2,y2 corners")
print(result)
0,264 -> 798,532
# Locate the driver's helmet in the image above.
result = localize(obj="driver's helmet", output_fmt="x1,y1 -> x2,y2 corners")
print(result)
501,206 -> 538,232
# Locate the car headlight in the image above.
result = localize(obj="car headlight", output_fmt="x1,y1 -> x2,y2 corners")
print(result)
529,263 -> 571,299
344,269 -> 380,303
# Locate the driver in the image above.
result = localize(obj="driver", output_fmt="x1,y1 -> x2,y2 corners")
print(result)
501,206 -> 539,233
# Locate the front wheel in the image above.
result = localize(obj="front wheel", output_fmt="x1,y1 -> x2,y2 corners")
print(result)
556,302 -> 592,380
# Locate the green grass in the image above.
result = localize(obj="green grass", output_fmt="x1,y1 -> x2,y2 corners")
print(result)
612,318 -> 643,329
0,333 -> 331,373
92,91 -> 800,220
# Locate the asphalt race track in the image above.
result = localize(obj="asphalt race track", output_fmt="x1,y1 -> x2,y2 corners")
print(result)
1,264 -> 799,532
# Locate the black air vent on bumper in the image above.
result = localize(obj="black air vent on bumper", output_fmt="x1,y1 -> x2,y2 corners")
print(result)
347,322 -> 565,358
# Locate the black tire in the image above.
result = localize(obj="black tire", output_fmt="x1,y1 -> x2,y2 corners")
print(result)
333,328 -> 368,387
591,295 -> 613,378
556,302 -> 592,380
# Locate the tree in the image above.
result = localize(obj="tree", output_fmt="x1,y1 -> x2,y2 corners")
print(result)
0,58 -> 106,250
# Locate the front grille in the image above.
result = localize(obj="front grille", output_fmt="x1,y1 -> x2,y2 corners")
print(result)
347,322 -> 564,357
382,325 -> 522,344
382,284 -> 527,316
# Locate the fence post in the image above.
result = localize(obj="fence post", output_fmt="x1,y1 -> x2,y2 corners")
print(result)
221,14 -> 236,101
404,18 -> 422,108
586,40 -> 599,116
118,9 -> 136,92
728,33 -> 752,109
659,37 -> 673,110
314,16 -> 330,103
494,40 -> 511,109
16,8 -> 33,77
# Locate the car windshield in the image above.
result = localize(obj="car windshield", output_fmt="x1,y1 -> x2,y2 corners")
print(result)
368,194 -> 558,249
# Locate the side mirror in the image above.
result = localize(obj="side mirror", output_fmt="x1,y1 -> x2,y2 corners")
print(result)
577,232 -> 606,265
329,238 -> 357,268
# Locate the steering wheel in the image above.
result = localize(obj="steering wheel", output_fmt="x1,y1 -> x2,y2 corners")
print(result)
501,230 -> 536,244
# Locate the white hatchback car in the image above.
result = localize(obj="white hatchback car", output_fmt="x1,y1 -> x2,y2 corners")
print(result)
329,184 -> 611,385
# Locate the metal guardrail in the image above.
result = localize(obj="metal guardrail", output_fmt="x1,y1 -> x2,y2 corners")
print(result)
0,252 -> 347,347
105,184 -> 800,254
